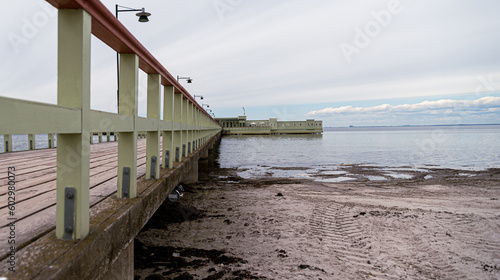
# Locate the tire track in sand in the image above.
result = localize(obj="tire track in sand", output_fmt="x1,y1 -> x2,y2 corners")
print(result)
309,202 -> 401,279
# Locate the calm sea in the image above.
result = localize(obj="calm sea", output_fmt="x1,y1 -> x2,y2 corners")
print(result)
217,125 -> 500,179
2,125 -> 499,176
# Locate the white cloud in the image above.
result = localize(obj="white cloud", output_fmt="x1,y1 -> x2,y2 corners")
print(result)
306,96 -> 500,116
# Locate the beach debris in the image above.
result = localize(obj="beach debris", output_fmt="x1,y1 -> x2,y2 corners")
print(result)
298,264 -> 326,272
353,211 -> 366,218
276,192 -> 284,197
172,272 -> 194,280
275,249 -> 288,258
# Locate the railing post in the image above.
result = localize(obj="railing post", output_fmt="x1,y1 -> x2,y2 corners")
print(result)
182,98 -> 188,158
117,53 -> 139,198
28,133 -> 35,150
3,134 -> 12,152
55,9 -> 91,240
146,73 -> 161,179
163,86 -> 174,168
173,93 -> 182,162
48,133 -> 54,148
190,103 -> 195,151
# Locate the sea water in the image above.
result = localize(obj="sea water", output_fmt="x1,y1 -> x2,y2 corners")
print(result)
217,125 -> 500,179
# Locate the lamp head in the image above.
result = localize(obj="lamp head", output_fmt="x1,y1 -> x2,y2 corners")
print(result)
187,78 -> 192,83
136,8 -> 151,22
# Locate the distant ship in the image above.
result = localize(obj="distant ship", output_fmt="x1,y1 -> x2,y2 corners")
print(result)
349,125 -> 354,128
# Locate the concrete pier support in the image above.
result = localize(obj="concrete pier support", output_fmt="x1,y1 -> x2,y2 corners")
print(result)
183,161 -> 198,184
104,240 -> 134,280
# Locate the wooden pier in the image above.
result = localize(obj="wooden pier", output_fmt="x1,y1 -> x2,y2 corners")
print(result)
0,0 -> 222,278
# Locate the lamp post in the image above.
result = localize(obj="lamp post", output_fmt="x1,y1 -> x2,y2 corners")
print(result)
116,5 -> 151,112
177,76 -> 193,83
194,95 -> 203,100
202,104 -> 209,109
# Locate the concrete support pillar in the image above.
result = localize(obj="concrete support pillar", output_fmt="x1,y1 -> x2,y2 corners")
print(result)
104,240 -> 134,280
98,132 -> 103,143
4,134 -> 12,152
117,53 -> 139,199
183,161 -> 198,184
28,133 -> 35,150
163,86 -> 174,168
146,73 -> 160,180
56,9 -> 91,240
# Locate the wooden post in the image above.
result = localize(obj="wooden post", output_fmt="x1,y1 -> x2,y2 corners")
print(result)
188,103 -> 192,152
146,73 -> 160,179
3,134 -> 12,152
56,9 -> 91,240
117,53 -> 138,198
28,133 -> 35,150
163,86 -> 174,168
173,93 -> 182,162
182,98 -> 188,158
48,133 -> 54,148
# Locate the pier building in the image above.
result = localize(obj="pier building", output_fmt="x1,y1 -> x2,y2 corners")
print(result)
215,116 -> 323,135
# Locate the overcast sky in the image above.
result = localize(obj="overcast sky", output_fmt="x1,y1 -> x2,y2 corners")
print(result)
2,0 -> 500,127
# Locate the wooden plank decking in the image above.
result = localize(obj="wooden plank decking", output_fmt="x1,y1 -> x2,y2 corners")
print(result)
0,138 -> 153,260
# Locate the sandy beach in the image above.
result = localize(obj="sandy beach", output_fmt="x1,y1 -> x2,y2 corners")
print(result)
135,161 -> 500,280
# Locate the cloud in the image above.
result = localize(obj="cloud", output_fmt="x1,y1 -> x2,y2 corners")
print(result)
306,96 -> 500,116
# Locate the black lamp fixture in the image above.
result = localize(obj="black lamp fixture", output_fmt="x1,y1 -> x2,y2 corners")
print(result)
202,104 -> 209,109
116,5 -> 151,22
115,4 -> 151,112
194,95 -> 204,100
177,76 -> 193,83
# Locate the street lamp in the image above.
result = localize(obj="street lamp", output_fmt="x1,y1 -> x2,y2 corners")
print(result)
116,5 -> 151,21
194,95 -> 204,100
115,5 -> 151,112
177,76 -> 192,83
202,104 -> 209,109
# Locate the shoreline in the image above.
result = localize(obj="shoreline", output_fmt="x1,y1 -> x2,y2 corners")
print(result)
135,164 -> 500,279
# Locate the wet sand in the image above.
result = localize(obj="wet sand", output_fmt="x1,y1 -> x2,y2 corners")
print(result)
135,162 -> 500,280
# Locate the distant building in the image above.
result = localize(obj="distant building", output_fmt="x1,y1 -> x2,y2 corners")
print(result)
215,116 -> 322,135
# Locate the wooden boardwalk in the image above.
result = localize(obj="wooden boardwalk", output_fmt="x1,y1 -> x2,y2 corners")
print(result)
0,138 -> 152,260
